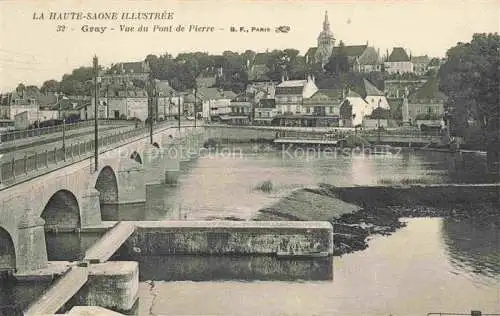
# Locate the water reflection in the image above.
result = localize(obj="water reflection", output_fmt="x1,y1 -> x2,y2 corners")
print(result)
45,232 -> 103,261
117,254 -> 333,282
442,217 -> 500,281
0,280 -> 51,315
100,202 -> 146,221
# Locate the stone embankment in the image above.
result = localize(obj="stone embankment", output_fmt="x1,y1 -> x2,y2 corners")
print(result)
255,183 -> 500,255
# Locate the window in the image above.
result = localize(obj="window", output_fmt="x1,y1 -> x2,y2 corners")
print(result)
306,107 -> 310,114
329,106 -> 334,113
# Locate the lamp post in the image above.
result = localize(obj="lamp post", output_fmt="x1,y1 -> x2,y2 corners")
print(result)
56,92 -> 66,159
169,91 -> 173,121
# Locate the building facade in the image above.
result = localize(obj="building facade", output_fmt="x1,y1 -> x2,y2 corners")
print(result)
384,47 -> 414,74
411,55 -> 431,76
253,98 -> 277,125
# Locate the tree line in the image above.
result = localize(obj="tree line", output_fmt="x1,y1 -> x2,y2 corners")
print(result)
14,46 -> 427,98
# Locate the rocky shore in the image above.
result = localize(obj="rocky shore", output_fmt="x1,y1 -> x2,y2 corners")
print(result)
255,183 -> 500,256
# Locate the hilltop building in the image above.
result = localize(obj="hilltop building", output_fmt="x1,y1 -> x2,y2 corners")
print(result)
305,12 -> 381,72
384,47 -> 414,74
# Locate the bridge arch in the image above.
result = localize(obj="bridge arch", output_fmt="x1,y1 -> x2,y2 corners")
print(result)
95,166 -> 119,204
41,190 -> 80,230
0,226 -> 16,273
130,151 -> 142,164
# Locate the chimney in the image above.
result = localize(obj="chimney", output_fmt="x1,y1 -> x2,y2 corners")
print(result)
281,75 -> 285,83
312,75 -> 315,83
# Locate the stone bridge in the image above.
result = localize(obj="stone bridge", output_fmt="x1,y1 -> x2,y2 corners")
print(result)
0,125 -> 204,274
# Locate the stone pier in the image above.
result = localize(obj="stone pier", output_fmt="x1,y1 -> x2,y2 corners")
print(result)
22,261 -> 139,315
115,160 -> 146,204
70,261 -> 139,314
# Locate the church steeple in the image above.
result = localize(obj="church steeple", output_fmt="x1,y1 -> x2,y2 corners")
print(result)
316,10 -> 335,68
323,11 -> 330,32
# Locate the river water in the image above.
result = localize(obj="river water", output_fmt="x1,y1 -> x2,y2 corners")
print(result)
134,146 -> 499,315
2,146 -> 499,315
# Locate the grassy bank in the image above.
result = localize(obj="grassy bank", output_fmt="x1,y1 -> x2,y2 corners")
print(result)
255,183 -> 500,256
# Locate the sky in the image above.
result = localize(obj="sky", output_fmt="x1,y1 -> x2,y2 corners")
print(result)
0,0 -> 498,92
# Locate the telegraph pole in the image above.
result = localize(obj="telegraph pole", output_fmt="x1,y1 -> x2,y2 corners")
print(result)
194,87 -> 197,128
148,73 -> 154,144
177,95 -> 181,131
93,56 -> 99,172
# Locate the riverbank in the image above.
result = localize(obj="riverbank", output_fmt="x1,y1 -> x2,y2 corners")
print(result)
255,183 -> 500,255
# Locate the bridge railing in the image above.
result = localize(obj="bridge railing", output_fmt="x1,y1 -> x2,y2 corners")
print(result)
274,129 -> 442,140
0,120 -> 178,185
0,119 -> 133,143
276,130 -> 347,141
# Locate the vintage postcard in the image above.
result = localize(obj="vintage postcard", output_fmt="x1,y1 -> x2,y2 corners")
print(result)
0,0 -> 499,315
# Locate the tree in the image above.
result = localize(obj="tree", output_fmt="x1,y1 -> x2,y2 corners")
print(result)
26,85 -> 39,95
439,33 -> 500,167
370,107 -> 391,120
16,83 -> 25,95
41,80 -> 60,93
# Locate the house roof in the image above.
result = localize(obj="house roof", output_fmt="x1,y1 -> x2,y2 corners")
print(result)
308,89 -> 343,101
388,47 -> 410,62
333,45 -> 368,57
411,55 -> 430,64
276,80 -> 309,95
346,90 -> 364,99
357,47 -> 380,65
408,77 -> 447,102
277,80 -> 307,88
197,87 -> 233,100
275,86 -> 304,95
155,80 -> 178,96
223,90 -> 238,99
363,79 -> 385,96
108,88 -> 147,97
108,61 -> 149,74
305,47 -> 318,57
56,98 -> 88,110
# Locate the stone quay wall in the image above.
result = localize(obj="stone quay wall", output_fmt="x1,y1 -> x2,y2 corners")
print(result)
118,221 -> 334,256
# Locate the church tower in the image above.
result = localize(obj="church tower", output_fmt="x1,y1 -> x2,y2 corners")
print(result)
315,11 -> 336,67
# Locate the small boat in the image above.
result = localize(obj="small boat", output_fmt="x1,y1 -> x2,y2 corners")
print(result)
275,251 -> 330,259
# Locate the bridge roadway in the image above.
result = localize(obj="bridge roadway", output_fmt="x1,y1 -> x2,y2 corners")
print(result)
0,124 -> 136,161
0,119 -> 203,274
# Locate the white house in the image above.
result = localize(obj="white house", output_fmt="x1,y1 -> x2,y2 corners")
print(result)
198,87 -> 236,121
275,76 -> 318,115
363,79 -> 390,113
340,90 -> 369,127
